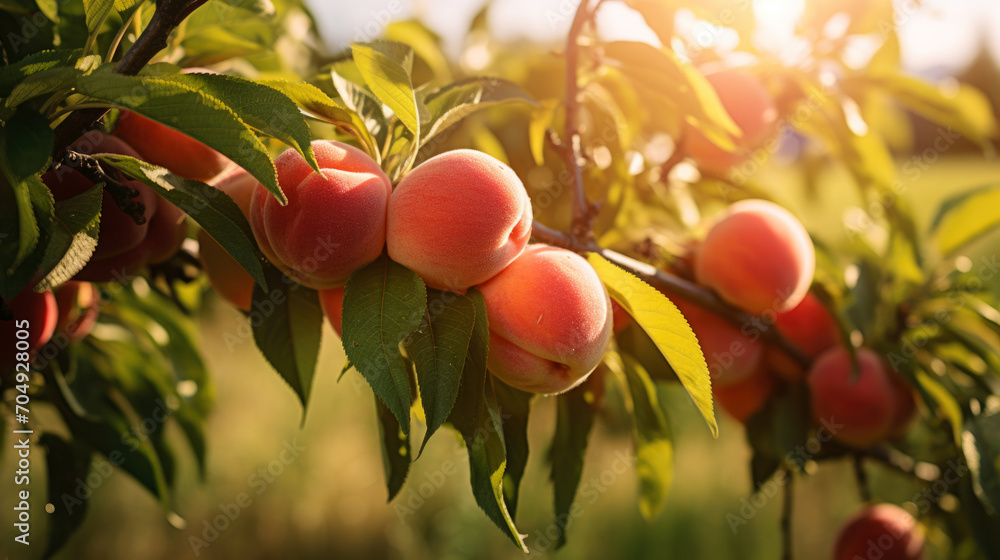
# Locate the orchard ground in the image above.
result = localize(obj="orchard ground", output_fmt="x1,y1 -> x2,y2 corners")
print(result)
2,157 -> 996,559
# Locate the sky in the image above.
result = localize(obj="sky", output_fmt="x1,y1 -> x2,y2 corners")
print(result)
305,0 -> 1000,75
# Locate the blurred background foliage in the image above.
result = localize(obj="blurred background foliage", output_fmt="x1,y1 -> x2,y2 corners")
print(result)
3,0 -> 1000,558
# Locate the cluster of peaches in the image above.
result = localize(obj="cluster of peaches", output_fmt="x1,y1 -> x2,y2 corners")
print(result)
2,110 -> 205,369
203,138 -> 614,395
677,68 -> 924,560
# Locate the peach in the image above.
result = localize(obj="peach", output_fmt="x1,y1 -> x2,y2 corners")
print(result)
767,292 -> 840,380
713,364 -> 775,423
695,200 -> 815,315
251,141 -> 391,289
113,110 -> 233,183
54,282 -> 100,342
681,69 -> 777,176
834,504 -> 924,560
671,298 -> 764,387
319,287 -> 344,338
2,288 -> 58,373
144,200 -> 188,264
808,347 -> 896,448
199,169 -> 257,311
44,133 -> 158,260
386,150 -> 532,292
478,245 -> 612,394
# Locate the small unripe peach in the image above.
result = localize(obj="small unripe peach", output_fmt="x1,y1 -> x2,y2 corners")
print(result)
387,150 -> 532,291
808,347 -> 896,448
199,169 -> 257,311
671,298 -> 764,387
712,364 -> 775,423
54,282 -> 100,342
834,504 -> 924,560
319,287 -> 344,338
681,69 -> 777,176
251,141 -> 391,289
695,200 -> 815,315
113,111 -> 233,183
44,133 -> 158,260
479,245 -> 612,394
767,292 -> 840,380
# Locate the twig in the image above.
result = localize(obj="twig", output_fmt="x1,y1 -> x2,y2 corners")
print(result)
531,220 -> 812,368
781,469 -> 794,560
853,453 -> 872,502
51,0 -> 209,157
562,0 -> 599,245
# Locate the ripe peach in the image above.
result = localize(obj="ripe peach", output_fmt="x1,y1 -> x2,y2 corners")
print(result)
199,169 -> 257,311
144,200 -> 188,264
478,245 -> 612,394
319,287 -> 344,338
44,133 -> 158,260
834,504 -> 924,560
767,292 -> 840,380
113,111 -> 233,183
671,298 -> 764,387
681,69 -> 777,176
386,150 -> 532,292
712,364 -> 775,423
808,347 -> 896,448
2,288 -> 58,373
54,282 -> 100,342
251,141 -> 391,290
695,200 -> 815,315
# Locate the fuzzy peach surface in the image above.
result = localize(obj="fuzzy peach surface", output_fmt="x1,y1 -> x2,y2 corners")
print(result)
386,149 -> 532,292
671,297 -> 764,386
251,141 -> 391,290
478,244 -> 612,394
199,169 -> 258,311
114,111 -> 233,183
834,504 -> 924,560
695,199 -> 815,315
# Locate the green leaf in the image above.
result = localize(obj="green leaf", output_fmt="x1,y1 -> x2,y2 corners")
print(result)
405,288 -> 476,454
963,409 -> 1000,515
251,264 -> 323,410
419,77 -> 536,147
1,108 -> 54,275
447,289 -> 526,551
551,380 -> 596,547
916,369 -> 963,444
587,253 -> 717,437
35,182 -> 102,290
40,434 -> 93,560
0,49 -> 82,97
383,20 -> 452,82
376,394 -> 411,501
352,41 -> 420,136
330,64 -> 390,151
94,153 -> 267,288
528,99 -> 558,166
75,70 -> 283,202
601,41 -> 740,150
342,255 -> 427,434
82,0 -> 115,34
164,73 -> 320,173
494,380 -> 531,517
619,355 -> 674,520
0,169 -> 54,300
260,79 -> 381,161
930,183 -> 1000,257
869,73 -> 997,144
5,54 -> 101,108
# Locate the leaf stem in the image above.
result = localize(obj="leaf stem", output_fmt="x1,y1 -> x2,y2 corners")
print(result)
781,470 -> 794,560
106,4 -> 144,63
